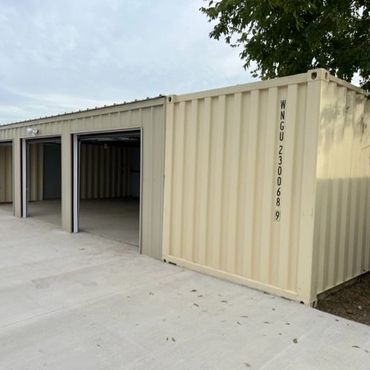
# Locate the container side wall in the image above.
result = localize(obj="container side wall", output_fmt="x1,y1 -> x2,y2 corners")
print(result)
163,76 -> 320,302
313,82 -> 370,295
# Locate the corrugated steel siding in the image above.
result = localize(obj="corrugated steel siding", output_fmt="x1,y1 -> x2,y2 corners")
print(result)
28,143 -> 43,201
80,143 -> 132,200
0,98 -> 166,259
313,82 -> 370,295
0,144 -> 12,203
163,74 -> 321,302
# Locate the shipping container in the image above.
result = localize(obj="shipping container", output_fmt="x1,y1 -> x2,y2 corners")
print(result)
0,70 -> 369,304
163,69 -> 370,304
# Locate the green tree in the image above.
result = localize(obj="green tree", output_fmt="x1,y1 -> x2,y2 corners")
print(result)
201,0 -> 370,90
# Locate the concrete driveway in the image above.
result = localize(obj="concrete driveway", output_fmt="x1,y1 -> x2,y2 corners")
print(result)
0,207 -> 369,370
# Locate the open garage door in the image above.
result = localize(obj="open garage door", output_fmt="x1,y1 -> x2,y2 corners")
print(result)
73,130 -> 142,248
21,137 -> 62,227
0,141 -> 13,214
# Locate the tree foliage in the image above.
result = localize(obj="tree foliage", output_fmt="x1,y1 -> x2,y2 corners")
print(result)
201,0 -> 370,90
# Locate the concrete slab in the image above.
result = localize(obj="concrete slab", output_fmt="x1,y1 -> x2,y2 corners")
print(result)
80,199 -> 139,246
0,208 -> 369,370
0,203 -> 13,214
27,199 -> 140,246
28,200 -> 61,227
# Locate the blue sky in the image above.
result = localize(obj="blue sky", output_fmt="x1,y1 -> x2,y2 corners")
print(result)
0,0 -> 256,124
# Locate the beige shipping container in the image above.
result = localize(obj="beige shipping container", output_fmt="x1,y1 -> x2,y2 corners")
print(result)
0,70 -> 369,304
313,75 -> 370,297
163,69 -> 370,304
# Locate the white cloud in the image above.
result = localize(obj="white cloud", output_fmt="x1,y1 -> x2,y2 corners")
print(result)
0,0 -> 256,124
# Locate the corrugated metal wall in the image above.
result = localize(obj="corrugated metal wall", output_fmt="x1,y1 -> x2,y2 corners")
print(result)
0,144 -> 12,203
28,143 -> 44,201
0,98 -> 166,259
313,81 -> 370,295
80,143 -> 132,200
163,73 -> 321,302
3,72 -> 368,301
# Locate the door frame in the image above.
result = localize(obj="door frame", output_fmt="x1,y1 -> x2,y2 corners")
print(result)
71,128 -> 143,251
0,140 -> 14,214
21,136 -> 62,218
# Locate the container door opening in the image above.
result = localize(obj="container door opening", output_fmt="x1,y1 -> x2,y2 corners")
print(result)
0,141 -> 13,214
25,137 -> 62,227
78,130 -> 141,247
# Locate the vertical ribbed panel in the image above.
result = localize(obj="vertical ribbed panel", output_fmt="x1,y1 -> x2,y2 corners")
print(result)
0,97 -> 165,261
0,144 -> 12,203
28,143 -> 43,202
79,143 -> 132,200
313,82 -> 370,295
163,80 -> 318,302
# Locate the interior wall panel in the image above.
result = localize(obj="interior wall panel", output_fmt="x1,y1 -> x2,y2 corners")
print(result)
43,144 -> 61,200
0,144 -> 12,203
27,143 -> 43,202
79,143 -> 133,200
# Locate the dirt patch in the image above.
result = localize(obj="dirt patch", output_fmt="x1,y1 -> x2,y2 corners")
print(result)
317,273 -> 370,326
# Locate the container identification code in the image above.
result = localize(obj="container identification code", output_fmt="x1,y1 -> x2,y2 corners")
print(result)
274,99 -> 286,222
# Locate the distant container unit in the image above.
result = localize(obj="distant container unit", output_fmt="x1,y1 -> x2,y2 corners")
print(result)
0,69 -> 369,304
